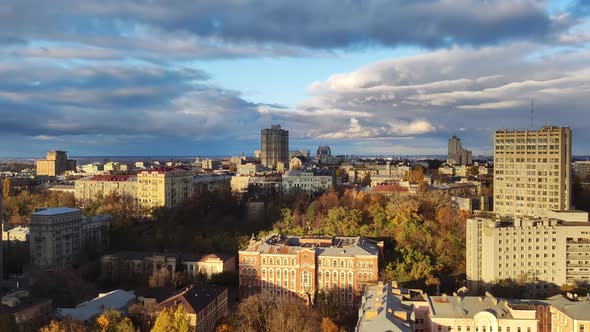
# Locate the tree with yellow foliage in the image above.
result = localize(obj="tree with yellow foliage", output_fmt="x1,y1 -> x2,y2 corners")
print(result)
151,305 -> 190,332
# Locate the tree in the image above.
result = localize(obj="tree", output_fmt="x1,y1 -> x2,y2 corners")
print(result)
93,309 -> 135,332
151,305 -> 190,332
321,317 -> 345,332
0,312 -> 18,332
2,178 -> 12,199
360,173 -> 372,187
149,268 -> 171,288
467,165 -> 479,176
39,319 -> 87,332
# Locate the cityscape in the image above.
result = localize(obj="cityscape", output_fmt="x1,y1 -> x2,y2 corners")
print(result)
1,1 -> 590,332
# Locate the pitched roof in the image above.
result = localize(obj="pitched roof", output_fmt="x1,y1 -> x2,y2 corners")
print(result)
158,283 -> 227,314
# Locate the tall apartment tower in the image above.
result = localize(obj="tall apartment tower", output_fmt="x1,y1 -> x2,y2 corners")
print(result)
494,126 -> 571,217
36,150 -> 76,176
261,125 -> 289,168
447,136 -> 472,165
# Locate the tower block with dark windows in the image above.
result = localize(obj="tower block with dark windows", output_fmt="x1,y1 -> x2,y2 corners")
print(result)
261,125 -> 289,169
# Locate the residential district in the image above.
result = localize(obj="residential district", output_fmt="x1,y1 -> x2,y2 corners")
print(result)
0,124 -> 589,331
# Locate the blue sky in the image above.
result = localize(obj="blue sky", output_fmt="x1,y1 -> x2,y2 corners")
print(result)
1,0 -> 590,157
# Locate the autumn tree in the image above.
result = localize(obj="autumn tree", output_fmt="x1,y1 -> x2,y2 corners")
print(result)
39,319 -> 87,332
321,317 -> 345,332
149,268 -> 171,288
2,178 -> 12,199
93,309 -> 136,332
151,305 -> 190,332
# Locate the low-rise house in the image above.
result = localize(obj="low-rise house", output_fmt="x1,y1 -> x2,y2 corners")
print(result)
282,170 -> 334,193
547,294 -> 590,332
0,290 -> 52,332
137,283 -> 228,332
2,225 -> 30,243
56,289 -> 136,322
101,251 -> 235,281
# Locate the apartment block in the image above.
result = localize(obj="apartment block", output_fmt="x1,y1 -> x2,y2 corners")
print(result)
29,207 -> 110,270
494,126 -> 571,218
448,136 -> 473,166
466,211 -> 590,295
74,175 -> 137,203
239,235 -> 381,306
573,161 -> 590,179
261,125 -> 289,168
136,168 -> 193,209
36,150 -> 76,176
281,170 -> 335,193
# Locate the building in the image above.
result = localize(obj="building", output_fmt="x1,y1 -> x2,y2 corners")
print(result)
101,251 -> 235,281
261,125 -> 289,169
448,136 -> 473,166
466,211 -> 590,296
29,208 -> 110,270
427,292 -> 538,332
547,294 -> 590,332
74,175 -> 137,203
356,282 -> 428,332
136,168 -> 193,209
0,290 -> 52,332
36,150 -> 76,176
573,161 -> 590,179
236,163 -> 263,175
289,156 -> 307,170
494,126 -> 572,218
201,159 -> 220,170
2,225 -> 29,243
192,174 -> 231,194
239,235 -> 381,306
282,170 -> 335,193
317,146 -> 332,164
56,289 -> 136,322
138,283 -> 228,332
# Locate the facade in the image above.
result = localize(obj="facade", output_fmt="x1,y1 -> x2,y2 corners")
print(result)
2,225 -> 29,242
466,212 -> 590,295
0,290 -> 52,332
74,175 -> 137,203
57,289 -> 136,321
282,170 -> 335,193
29,208 -> 110,270
238,235 -> 381,306
573,161 -> 590,179
494,126 -> 572,218
101,251 -> 235,281
427,293 -> 538,332
448,136 -> 473,166
236,163 -> 263,175
136,168 -> 193,209
317,146 -> 332,164
36,150 -> 76,176
80,163 -> 105,174
201,159 -> 220,170
157,283 -> 228,332
261,125 -> 289,168
356,282 -> 429,332
547,294 -> 590,332
192,174 -> 231,194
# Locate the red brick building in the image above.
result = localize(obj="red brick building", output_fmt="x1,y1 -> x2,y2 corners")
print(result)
239,235 -> 382,306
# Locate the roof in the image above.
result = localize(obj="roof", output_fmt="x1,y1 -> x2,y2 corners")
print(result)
242,235 -> 379,257
31,207 -> 80,216
158,283 -> 227,314
57,289 -> 136,321
428,294 -> 535,319
89,175 -> 135,182
356,283 -> 423,332
4,226 -> 29,235
546,295 -> 590,320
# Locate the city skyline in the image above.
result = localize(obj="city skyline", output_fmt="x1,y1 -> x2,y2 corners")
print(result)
1,1 -> 590,157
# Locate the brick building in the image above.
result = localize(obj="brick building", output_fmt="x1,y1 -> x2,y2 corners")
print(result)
239,235 -> 382,306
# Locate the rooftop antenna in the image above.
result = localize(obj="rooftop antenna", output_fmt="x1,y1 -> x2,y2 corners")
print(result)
530,98 -> 535,129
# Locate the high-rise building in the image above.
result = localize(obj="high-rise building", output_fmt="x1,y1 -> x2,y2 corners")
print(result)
447,136 -> 472,165
316,146 -> 332,164
136,168 -> 193,209
494,126 -> 572,217
261,125 -> 289,168
466,211 -> 590,295
36,150 -> 76,176
29,207 -> 110,270
239,235 -> 381,306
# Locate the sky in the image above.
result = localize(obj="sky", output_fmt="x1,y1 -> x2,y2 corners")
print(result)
1,0 -> 590,158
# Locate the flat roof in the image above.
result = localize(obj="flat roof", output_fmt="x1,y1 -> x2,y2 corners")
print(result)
32,207 -> 80,216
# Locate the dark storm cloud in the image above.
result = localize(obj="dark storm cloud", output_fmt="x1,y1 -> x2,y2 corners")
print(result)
0,63 -> 268,138
0,0 -> 571,52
